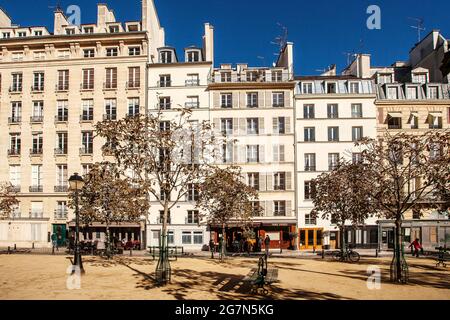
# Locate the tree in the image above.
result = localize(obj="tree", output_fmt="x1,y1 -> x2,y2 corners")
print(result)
197,166 -> 261,262
311,162 -> 375,257
95,110 -> 218,284
0,182 -> 19,219
356,130 -> 450,283
69,162 -> 148,258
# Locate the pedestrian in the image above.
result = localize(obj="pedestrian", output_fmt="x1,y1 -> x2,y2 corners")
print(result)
264,235 -> 271,256
258,237 -> 263,252
246,238 -> 252,256
51,233 -> 58,251
209,239 -> 215,259
409,238 -> 423,258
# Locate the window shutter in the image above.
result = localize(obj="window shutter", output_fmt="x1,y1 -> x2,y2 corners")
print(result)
265,91 -> 271,108
239,145 -> 246,163
286,201 -> 292,216
447,107 -> 450,124
258,91 -> 264,108
286,172 -> 292,190
213,118 -> 220,133
112,68 -> 117,87
266,173 -> 273,191
260,201 -> 266,217
280,145 -> 285,162
232,93 -> 238,109
259,145 -> 265,163
378,108 -> 384,124
259,118 -> 265,134
273,145 -> 279,162
285,117 -> 291,134
259,173 -> 266,191
266,201 -> 273,216
284,91 -> 290,107
233,118 -> 239,135
213,92 -> 220,109
272,117 -> 279,134
239,118 -> 246,135
239,92 -> 246,108
233,145 -> 239,163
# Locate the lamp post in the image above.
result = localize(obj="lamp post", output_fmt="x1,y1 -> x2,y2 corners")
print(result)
69,172 -> 85,274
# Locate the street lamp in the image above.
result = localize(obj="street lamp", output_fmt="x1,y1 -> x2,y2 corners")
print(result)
69,172 -> 85,274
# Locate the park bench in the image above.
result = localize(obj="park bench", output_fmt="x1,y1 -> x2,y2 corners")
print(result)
147,246 -> 184,261
244,255 -> 278,295
434,247 -> 449,267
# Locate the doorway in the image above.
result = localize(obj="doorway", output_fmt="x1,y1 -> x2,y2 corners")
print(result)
299,228 -> 323,250
52,224 -> 67,247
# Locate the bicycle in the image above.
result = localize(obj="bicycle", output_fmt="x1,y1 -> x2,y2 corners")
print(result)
332,246 -> 360,263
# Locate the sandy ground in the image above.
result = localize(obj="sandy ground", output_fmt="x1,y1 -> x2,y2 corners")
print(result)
0,254 -> 448,300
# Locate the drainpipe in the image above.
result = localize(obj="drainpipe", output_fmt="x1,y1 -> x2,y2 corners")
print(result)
293,88 -> 299,251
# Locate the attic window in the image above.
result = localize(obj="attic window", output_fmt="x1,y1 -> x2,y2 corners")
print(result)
326,82 -> 337,94
412,73 -> 427,84
127,24 -> 139,32
83,27 -> 94,34
34,30 -> 43,36
17,32 -> 27,37
66,28 -> 75,35
2,32 -> 10,39
378,73 -> 392,84
129,47 -> 141,56
109,26 -> 119,33
106,48 -> 118,57
349,82 -> 360,94
246,71 -> 258,82
160,50 -> 173,63
186,50 -> 200,62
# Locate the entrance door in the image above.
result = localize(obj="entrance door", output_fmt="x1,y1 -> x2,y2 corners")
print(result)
299,228 -> 323,250
52,224 -> 67,246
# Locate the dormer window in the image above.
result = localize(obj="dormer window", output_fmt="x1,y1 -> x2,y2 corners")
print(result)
65,28 -> 75,35
109,26 -> 119,33
412,73 -> 427,84
406,86 -> 418,99
2,32 -> 10,39
127,24 -> 139,32
160,50 -> 173,63
34,30 -> 43,36
272,70 -> 283,82
17,32 -> 27,37
186,50 -> 200,62
378,73 -> 393,84
428,86 -> 439,99
246,71 -> 258,82
326,82 -> 337,94
129,47 -> 141,56
221,72 -> 231,83
106,48 -> 118,57
349,82 -> 360,94
84,49 -> 95,58
387,86 -> 398,99
83,27 -> 94,34
302,82 -> 313,94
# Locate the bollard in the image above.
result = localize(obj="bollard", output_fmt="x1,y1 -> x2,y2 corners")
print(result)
130,248 -> 133,256
7,246 -> 11,254
52,245 -> 55,255
375,248 -> 379,258
32,243 -> 35,249
14,243 -> 17,250
322,248 -> 325,259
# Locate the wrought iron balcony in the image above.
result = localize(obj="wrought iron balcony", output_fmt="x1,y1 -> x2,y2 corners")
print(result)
8,116 -> 21,124
30,116 -> 44,123
31,85 -> 45,92
80,83 -> 94,91
54,209 -> 68,220
54,185 -> 69,192
159,103 -> 171,110
54,148 -> 67,155
157,80 -> 172,87
103,82 -> 117,90
9,86 -> 22,93
8,149 -> 20,156
30,148 -> 43,155
304,166 -> 316,172
80,114 -> 94,122
79,147 -> 93,155
185,102 -> 199,108
55,115 -> 68,123
55,84 -> 69,92
29,185 -> 43,192
126,81 -> 140,89
103,114 -> 117,121
185,79 -> 200,86
11,185 -> 21,192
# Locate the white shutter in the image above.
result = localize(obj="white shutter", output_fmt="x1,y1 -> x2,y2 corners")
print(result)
239,92 -> 246,108
233,145 -> 239,163
285,117 -> 291,134
213,92 -> 220,108
259,173 -> 266,191
258,91 -> 264,108
239,118 -> 247,135
213,118 -> 220,133
232,93 -> 238,109
286,172 -> 292,190
233,118 -> 239,136
240,146 -> 246,164
280,145 -> 285,162
284,91 -> 291,107
266,201 -> 273,217
266,173 -> 273,191
260,201 -> 266,217
272,117 -> 279,134
286,201 -> 292,217
259,145 -> 265,163
265,91 -> 271,108
259,118 -> 265,134
273,145 -> 279,162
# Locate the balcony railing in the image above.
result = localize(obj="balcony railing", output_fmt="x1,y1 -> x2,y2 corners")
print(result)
54,209 -> 68,220
55,115 -> 68,123
30,148 -> 43,155
156,218 -> 171,224
31,85 -> 45,92
185,217 -> 199,224
103,114 -> 117,121
80,83 -> 94,91
304,166 -> 316,172
30,115 -> 44,123
185,102 -> 199,108
54,148 -> 67,155
159,103 -> 171,110
55,84 -> 69,92
185,79 -> 200,86
80,114 -> 94,122
29,185 -> 43,192
103,82 -> 117,90
209,71 -> 291,84
126,81 -> 140,89
54,185 -> 68,192
8,149 -> 20,156
272,103 -> 285,108
11,185 -> 21,192
273,211 -> 287,217
29,212 -> 44,219
157,81 -> 172,87
274,185 -> 286,191
8,116 -> 21,124
9,86 -> 23,93
80,147 -> 93,155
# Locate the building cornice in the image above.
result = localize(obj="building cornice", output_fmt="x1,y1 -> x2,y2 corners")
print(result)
375,99 -> 450,105
295,94 -> 376,100
207,82 -> 296,91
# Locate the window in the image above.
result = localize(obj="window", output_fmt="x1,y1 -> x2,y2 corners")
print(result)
33,72 -> 45,91
304,154 -> 316,171
11,52 -> 23,61
274,172 -> 286,190
106,48 -> 118,57
304,181 -> 316,200
187,210 -> 199,224
274,201 -> 286,216
9,134 -> 21,155
82,69 -> 94,90
160,50 -> 173,63
2,32 -> 11,39
406,86 -> 418,99
387,87 -> 398,99
303,104 -> 315,119
352,127 -> 363,141
186,50 -> 200,62
182,232 -> 192,244
412,73 -> 427,84
351,104 -> 363,118
327,104 -> 339,118
328,127 -> 339,142
428,114 -> 443,129
247,92 -> 258,108
9,166 -> 21,188
109,26 -> 119,33
105,68 -> 118,89
31,166 -> 43,189
128,98 -> 140,116
159,121 -> 170,132
328,153 -> 340,170
272,92 -> 285,107
81,100 -> 94,121
56,100 -> 68,122
221,93 -> 232,108
159,74 -> 171,87
246,71 -> 258,82
186,73 -> 199,86
187,184 -> 199,201
326,82 -> 337,93
105,99 -> 117,120
274,117 -> 286,134
11,73 -> 22,92
302,82 -> 313,94
193,232 -> 203,245
378,73 -> 392,84
83,27 -> 94,34
57,50 -> 70,59
31,101 -> 44,122
246,145 -> 259,163
305,214 -> 317,225
30,202 -> 43,218
247,173 -> 259,190
408,113 -> 419,129
273,145 -> 285,162
159,97 -> 171,110
349,82 -> 360,94
428,86 -> 439,99
31,133 -> 43,154
82,164 -> 92,177
34,51 -> 45,60
388,115 -> 402,129
221,143 -> 233,163
56,132 -> 68,154
56,165 -> 68,188
352,153 -> 362,164
158,211 -> 171,224
167,231 -> 174,245
247,118 -> 259,134
83,49 -> 95,58
128,47 -> 141,56
10,102 -> 22,123
81,131 -> 93,154
221,118 -> 233,135
128,67 -> 140,88
304,127 -> 315,142
186,96 -> 199,108
271,70 -> 283,82
56,201 -> 68,218
57,70 -> 69,91
221,72 -> 231,82
34,30 -> 43,36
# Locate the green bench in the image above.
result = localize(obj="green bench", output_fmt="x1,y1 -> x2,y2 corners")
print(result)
147,246 -> 184,261
244,255 -> 279,295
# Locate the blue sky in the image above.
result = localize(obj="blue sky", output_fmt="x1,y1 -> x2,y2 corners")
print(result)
1,0 -> 449,74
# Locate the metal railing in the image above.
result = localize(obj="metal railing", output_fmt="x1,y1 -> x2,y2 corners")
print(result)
31,85 -> 45,92
8,116 -> 21,124
30,148 -> 43,155
80,147 -> 93,155
54,148 -> 67,155
80,114 -> 94,121
54,210 -> 68,220
55,84 -> 69,92
30,116 -> 44,123
185,102 -> 199,108
103,82 -> 117,90
103,114 -> 117,121
29,186 -> 43,192
80,83 -> 94,91
185,79 -> 200,86
55,115 -> 68,122
157,80 -> 172,87
9,86 -> 23,93
54,185 -> 68,192
159,103 -> 171,110
8,149 -> 20,156
209,71 -> 292,84
126,81 -> 140,89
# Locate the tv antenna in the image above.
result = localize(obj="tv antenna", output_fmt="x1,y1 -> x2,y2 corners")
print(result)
48,0 -> 63,11
270,22 -> 288,52
408,17 -> 425,42
343,51 -> 356,65
256,56 -> 266,67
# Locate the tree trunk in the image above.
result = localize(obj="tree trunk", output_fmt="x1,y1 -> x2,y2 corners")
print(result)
105,223 -> 111,259
339,224 -> 345,256
156,201 -> 170,285
221,223 -> 226,262
395,218 -> 403,281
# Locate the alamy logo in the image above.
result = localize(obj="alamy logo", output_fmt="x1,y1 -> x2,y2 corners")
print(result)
366,5 -> 381,30
66,265 -> 81,290
66,5 -> 81,27
366,266 -> 381,290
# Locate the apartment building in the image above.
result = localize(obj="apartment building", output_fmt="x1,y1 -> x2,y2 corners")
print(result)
0,3 -> 154,248
146,24 -> 215,250
294,75 -> 378,250
207,44 -> 298,249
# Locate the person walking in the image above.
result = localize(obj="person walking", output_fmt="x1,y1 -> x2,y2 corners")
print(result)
51,233 -> 58,252
209,239 -> 215,259
264,235 -> 271,256
409,238 -> 423,258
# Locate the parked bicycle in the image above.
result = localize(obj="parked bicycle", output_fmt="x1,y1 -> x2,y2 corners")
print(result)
332,245 -> 360,263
